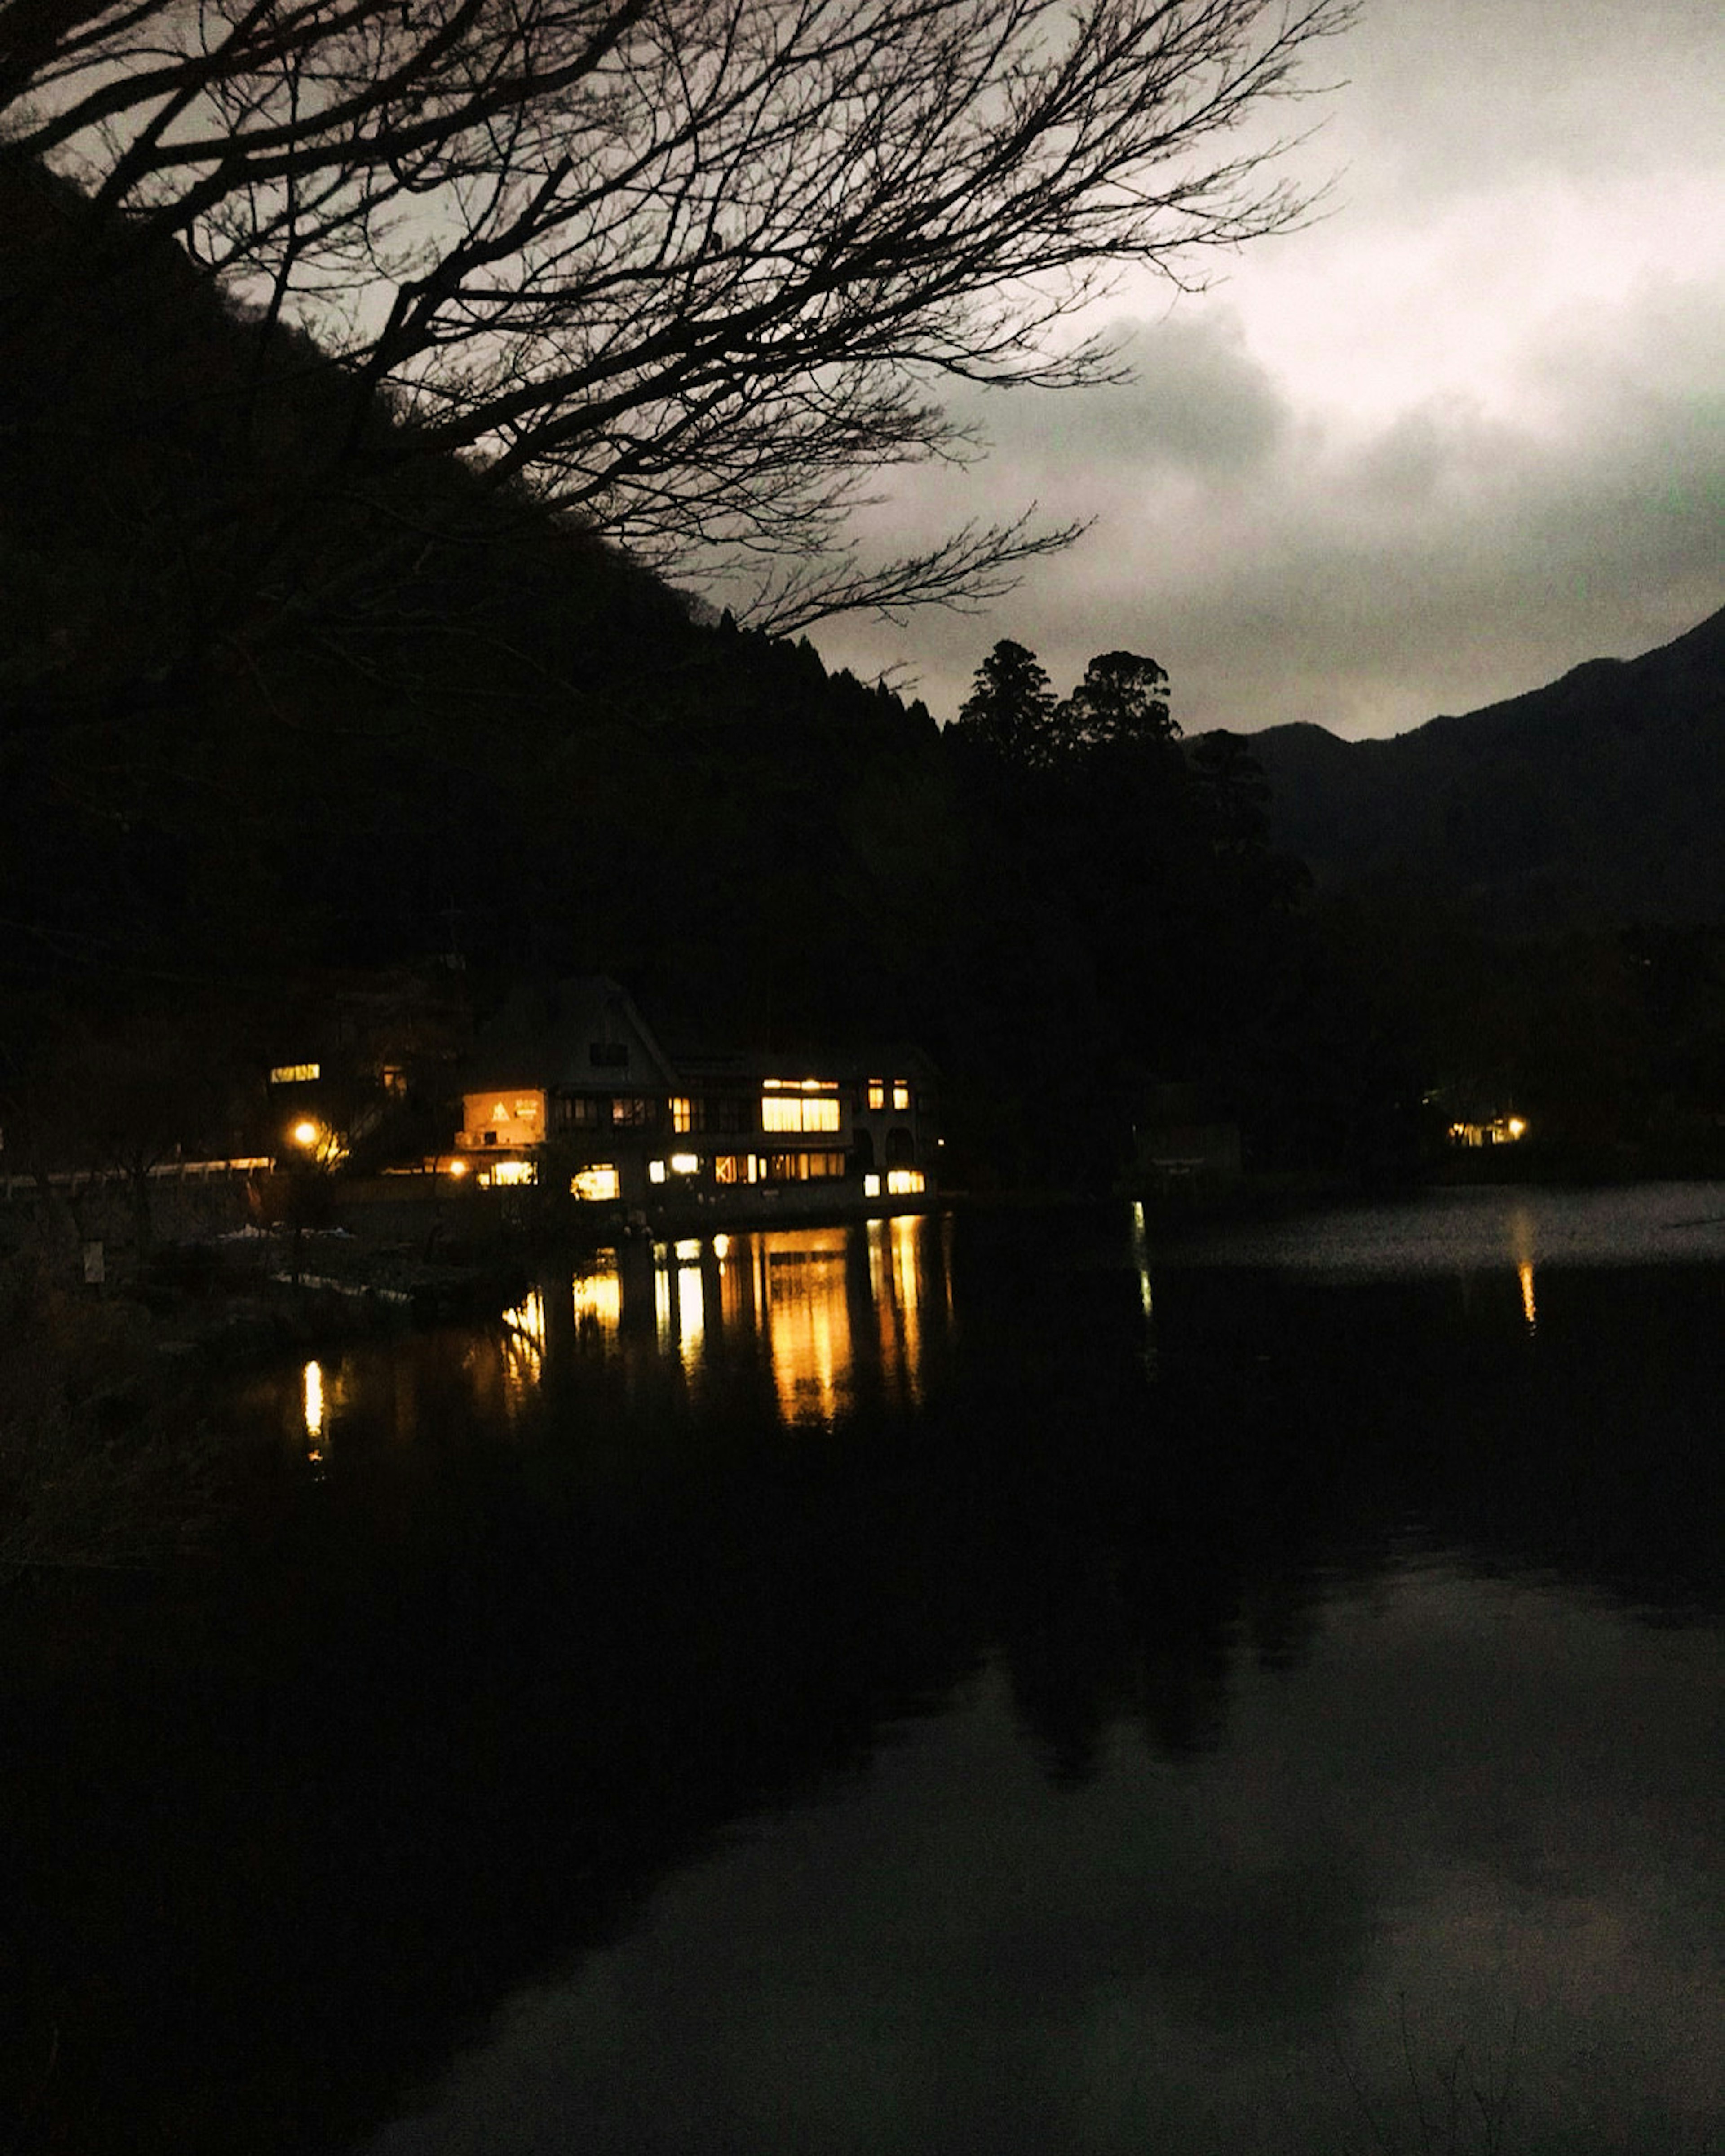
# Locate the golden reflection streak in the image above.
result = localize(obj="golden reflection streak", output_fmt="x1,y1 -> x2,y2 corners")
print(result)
675,1249 -> 705,1375
500,1286 -> 546,1409
867,1215 -> 925,1402
571,1259 -> 622,1340
1508,1206 -> 1537,1335
302,1358 -> 327,1471
762,1230 -> 852,1422
1131,1200 -> 1154,1319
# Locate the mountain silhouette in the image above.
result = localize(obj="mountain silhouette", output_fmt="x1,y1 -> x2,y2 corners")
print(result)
1245,607 -> 1725,929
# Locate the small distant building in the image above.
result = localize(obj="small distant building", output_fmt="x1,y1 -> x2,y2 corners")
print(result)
262,959 -> 470,1168
1446,1113 -> 1529,1149
447,978 -> 938,1219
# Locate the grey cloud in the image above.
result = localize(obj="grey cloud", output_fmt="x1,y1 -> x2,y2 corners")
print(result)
816,283 -> 1725,738
959,313 -> 1292,484
1309,0 -> 1725,208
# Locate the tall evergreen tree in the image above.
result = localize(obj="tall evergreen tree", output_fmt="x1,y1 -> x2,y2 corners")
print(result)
952,640 -> 1061,769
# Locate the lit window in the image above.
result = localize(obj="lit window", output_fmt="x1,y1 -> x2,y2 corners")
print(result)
892,1081 -> 911,1112
571,1165 -> 620,1202
766,1151 -> 848,1181
491,1159 -> 537,1187
713,1155 -> 758,1184
864,1172 -> 882,1197
886,1168 -> 925,1195
270,1062 -> 320,1085
671,1096 -> 693,1133
867,1079 -> 885,1110
761,1091 -> 841,1134
648,1159 -> 667,1184
669,1152 -> 700,1175
612,1097 -> 651,1127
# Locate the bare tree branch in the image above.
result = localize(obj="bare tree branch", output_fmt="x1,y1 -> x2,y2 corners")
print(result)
3,0 -> 1355,639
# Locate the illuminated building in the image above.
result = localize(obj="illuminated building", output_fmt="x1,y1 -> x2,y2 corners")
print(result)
453,977 -> 938,1218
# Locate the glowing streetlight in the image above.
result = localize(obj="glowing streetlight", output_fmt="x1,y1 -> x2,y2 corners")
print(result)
291,1119 -> 319,1148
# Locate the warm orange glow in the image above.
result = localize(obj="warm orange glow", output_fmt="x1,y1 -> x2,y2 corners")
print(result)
892,1080 -> 911,1111
1508,1116 -> 1528,1140
271,1062 -> 320,1084
570,1164 -> 619,1202
1519,1258 -> 1537,1330
761,1231 -> 852,1422
500,1287 -> 546,1409
488,1159 -> 537,1187
671,1096 -> 694,1133
761,1091 -> 841,1133
669,1152 -> 700,1175
864,1171 -> 882,1197
868,1214 -> 926,1403
448,1157 -> 469,1178
867,1079 -> 885,1110
291,1119 -> 319,1147
886,1167 -> 925,1195
463,1089 -> 547,1150
571,1260 -> 622,1338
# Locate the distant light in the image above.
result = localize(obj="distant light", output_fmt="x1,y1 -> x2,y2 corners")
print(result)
648,1159 -> 667,1184
448,1158 -> 469,1178
291,1120 -> 318,1147
669,1152 -> 700,1175
1507,1117 -> 1527,1140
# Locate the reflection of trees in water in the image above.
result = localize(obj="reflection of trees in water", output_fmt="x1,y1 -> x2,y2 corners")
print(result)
9,1221 -> 1720,2151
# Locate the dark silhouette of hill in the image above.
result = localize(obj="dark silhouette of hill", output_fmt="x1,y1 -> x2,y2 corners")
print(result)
1246,608 -> 1725,929
0,157 -> 1436,1181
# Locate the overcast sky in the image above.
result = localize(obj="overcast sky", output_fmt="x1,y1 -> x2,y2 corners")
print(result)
807,0 -> 1725,740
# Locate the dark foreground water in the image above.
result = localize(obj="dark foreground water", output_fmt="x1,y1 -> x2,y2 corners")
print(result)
4,1188 -> 1723,2155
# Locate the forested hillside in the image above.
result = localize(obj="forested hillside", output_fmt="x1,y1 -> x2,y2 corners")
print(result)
3,160 -> 1376,1186
1249,608 -> 1725,931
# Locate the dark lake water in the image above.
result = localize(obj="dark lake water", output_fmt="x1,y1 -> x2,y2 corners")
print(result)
4,1188 -> 1723,2155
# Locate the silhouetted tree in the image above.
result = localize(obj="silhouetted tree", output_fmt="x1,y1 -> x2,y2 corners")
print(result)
950,638 -> 1062,770
1190,729 -> 1271,853
1058,650 -> 1176,755
5,0 -> 1354,650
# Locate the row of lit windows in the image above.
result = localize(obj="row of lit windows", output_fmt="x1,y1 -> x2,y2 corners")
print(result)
467,1158 -> 928,1201
566,1152 -> 858,1198
760,1093 -> 842,1133
571,1086 -> 914,1128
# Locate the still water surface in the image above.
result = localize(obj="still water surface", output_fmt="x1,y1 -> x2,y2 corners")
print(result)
8,1188 -> 1723,2155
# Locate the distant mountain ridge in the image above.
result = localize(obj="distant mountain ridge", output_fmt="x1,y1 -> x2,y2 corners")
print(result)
1244,607 -> 1725,929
